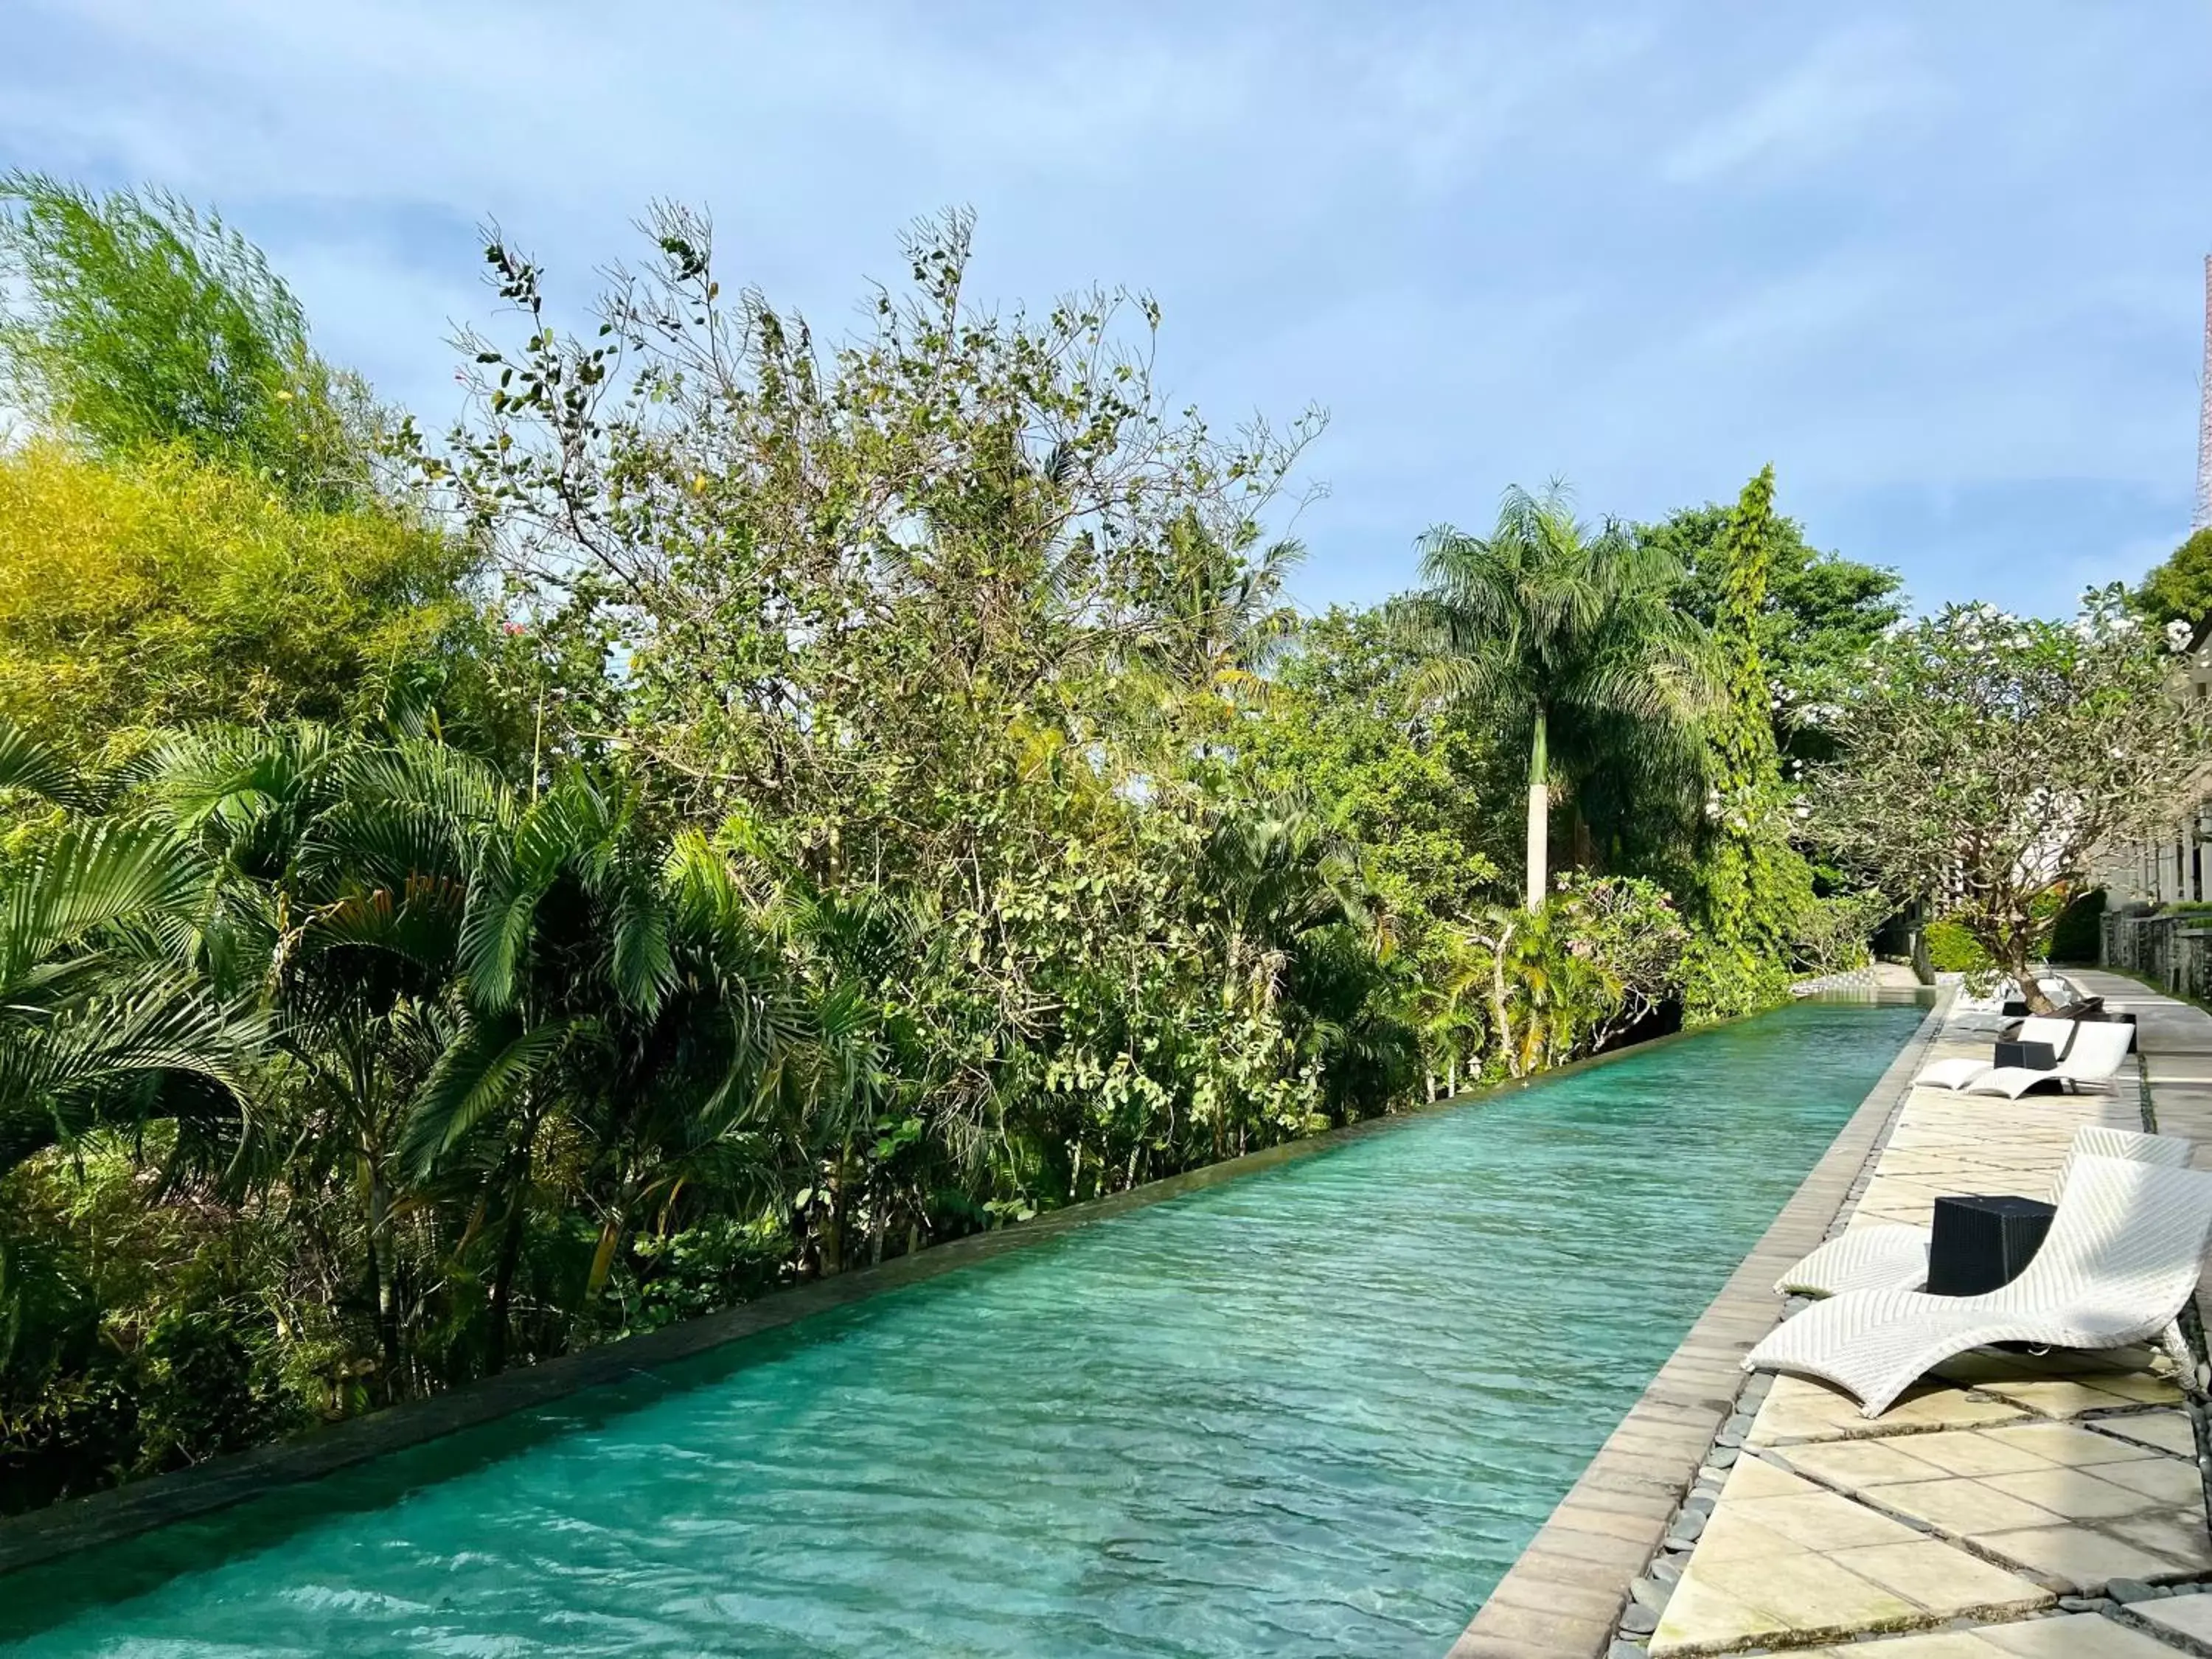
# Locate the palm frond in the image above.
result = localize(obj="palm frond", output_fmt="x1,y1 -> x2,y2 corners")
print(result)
0,720 -> 97,811
400,1018 -> 570,1175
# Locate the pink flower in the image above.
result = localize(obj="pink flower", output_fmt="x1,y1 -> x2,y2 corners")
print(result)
503,622 -> 528,636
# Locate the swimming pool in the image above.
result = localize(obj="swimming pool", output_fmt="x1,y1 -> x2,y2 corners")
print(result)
0,998 -> 1927,1657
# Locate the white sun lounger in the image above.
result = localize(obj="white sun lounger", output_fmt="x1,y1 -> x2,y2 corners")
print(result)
1746,1155 -> 2212,1416
1774,1125 -> 2194,1298
1915,1018 -> 2134,1097
1916,1016 -> 2080,1091
1963,1020 -> 2135,1099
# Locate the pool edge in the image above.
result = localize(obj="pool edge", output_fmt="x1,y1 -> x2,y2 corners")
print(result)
1445,985 -> 1954,1659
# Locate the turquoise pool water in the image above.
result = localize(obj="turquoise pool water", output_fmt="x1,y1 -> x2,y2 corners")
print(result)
0,999 -> 1925,1658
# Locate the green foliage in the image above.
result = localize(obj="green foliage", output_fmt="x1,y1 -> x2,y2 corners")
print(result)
1238,608 -> 1507,1093
1,1137 -> 312,1512
0,816 -> 261,1180
0,442 -> 493,755
0,184 -> 1916,1517
1680,467 -> 1822,1023
1448,874 -> 1689,1077
1923,917 -> 1992,974
1638,495 -> 1903,761
2135,529 -> 2212,635
0,174 -> 372,504
2048,888 -> 2107,964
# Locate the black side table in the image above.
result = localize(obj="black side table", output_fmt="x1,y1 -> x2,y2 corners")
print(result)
1993,1040 -> 2057,1071
1927,1194 -> 2055,1295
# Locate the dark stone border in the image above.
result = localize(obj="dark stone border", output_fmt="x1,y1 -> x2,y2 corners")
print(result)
1446,989 -> 1953,1658
0,1009 -> 1811,1580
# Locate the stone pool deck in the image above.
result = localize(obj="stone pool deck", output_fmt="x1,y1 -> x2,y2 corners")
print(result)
1644,970 -> 2212,1658
1460,973 -> 2212,1659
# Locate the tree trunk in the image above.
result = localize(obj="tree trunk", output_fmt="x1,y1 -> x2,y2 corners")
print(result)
2008,933 -> 2057,1015
368,1163 -> 400,1395
1525,707 -> 1550,912
822,1141 -> 846,1277
486,1147 -> 530,1375
1488,922 -> 1519,1077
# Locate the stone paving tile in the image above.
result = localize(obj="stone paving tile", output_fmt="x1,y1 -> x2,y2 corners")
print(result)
2134,1587 -> 2212,1644
1971,1519 -> 2196,1587
1973,1616 -> 2197,1658
1797,1632 -> 2011,1658
1770,1416 -> 2203,1590
1648,1458 -> 2049,1655
1977,1377 -> 2184,1416
1873,1475 -> 2063,1533
2106,1509 -> 2212,1571
1790,1613 -> 2184,1655
1981,1464 -> 2173,1519
1779,1435 -> 1967,1486
2096,1410 -> 2201,1456
1747,1374 -> 2029,1444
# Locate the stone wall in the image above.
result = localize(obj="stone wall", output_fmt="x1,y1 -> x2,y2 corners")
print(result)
2101,907 -> 2212,1000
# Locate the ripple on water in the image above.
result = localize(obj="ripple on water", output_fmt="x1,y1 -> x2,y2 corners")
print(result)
1,1001 -> 1924,1658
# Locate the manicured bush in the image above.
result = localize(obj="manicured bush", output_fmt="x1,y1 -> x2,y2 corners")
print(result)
2048,888 -> 2107,963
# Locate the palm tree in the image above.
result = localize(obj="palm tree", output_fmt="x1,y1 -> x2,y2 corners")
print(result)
1395,482 -> 1714,909
0,723 -> 262,1179
139,723 -> 809,1378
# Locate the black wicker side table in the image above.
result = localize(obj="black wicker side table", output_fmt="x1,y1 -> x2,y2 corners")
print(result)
1927,1194 -> 2056,1296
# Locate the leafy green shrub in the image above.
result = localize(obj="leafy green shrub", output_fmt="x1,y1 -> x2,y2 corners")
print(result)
0,442 -> 484,754
1790,891 -> 1885,976
1924,918 -> 1992,974
2048,888 -> 2107,963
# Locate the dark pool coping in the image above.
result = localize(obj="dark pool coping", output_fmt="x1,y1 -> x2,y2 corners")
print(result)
0,1004 -> 1900,1579
1446,986 -> 1954,1659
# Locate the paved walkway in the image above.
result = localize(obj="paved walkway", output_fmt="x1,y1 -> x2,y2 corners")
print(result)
1644,972 -> 2212,1658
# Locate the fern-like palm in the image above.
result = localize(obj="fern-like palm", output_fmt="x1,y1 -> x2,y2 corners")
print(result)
0,815 -> 260,1177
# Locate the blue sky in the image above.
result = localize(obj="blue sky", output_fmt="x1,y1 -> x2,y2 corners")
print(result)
4,1 -> 2208,619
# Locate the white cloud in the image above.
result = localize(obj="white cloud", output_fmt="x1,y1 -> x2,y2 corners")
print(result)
1659,24 -> 1939,187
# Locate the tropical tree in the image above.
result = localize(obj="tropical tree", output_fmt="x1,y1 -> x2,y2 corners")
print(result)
1811,588 -> 2212,1012
0,173 -> 373,504
1448,874 -> 1687,1077
142,723 -> 812,1377
1237,607 -> 1506,1092
0,726 -> 260,1179
0,821 -> 262,1179
2136,528 -> 2212,637
1395,482 -> 1716,909
0,445 -> 490,761
1638,494 -> 1902,763
1681,467 -> 1820,1020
